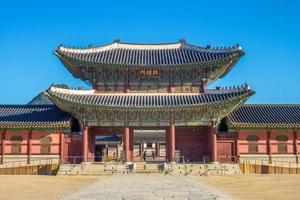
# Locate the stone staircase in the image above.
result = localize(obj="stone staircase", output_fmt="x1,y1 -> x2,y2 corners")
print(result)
57,163 -> 127,175
57,164 -> 82,175
166,163 -> 241,176
58,162 -> 241,175
134,162 -> 164,173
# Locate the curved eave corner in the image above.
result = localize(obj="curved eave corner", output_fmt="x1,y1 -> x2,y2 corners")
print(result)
218,49 -> 245,79
54,50 -> 84,79
43,90 -> 74,116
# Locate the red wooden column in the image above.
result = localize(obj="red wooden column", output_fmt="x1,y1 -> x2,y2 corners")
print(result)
27,129 -> 32,164
89,130 -> 95,161
200,79 -> 207,93
165,128 -> 170,161
156,142 -> 160,157
235,129 -> 240,159
123,125 -> 133,162
267,129 -> 272,163
168,69 -> 174,93
168,82 -> 174,93
59,130 -> 64,163
140,141 -> 144,156
92,79 -> 97,92
1,130 -> 5,165
294,129 -> 298,163
210,121 -> 217,163
124,69 -> 130,93
82,125 -> 88,162
130,128 -> 134,161
125,80 -> 130,93
169,122 -> 176,162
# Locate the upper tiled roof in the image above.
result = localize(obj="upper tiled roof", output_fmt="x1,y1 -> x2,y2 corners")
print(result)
0,105 -> 71,129
227,104 -> 300,128
55,40 -> 244,67
45,85 -> 254,110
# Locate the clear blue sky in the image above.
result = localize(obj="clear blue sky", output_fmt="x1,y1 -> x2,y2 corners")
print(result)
0,0 -> 299,104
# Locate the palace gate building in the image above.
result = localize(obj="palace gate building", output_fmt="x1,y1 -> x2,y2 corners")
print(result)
1,40 -> 300,164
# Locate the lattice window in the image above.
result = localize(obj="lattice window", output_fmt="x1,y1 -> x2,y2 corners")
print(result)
276,135 -> 288,153
247,135 -> 259,142
40,136 -> 52,144
10,135 -> 23,154
10,136 -> 23,143
248,144 -> 258,153
11,145 -> 21,154
278,144 -> 288,153
41,145 -> 51,154
40,136 -> 52,154
160,144 -> 166,149
276,135 -> 288,141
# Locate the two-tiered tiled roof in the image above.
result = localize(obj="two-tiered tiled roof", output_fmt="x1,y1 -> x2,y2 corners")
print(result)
228,104 -> 300,128
45,86 -> 254,110
0,105 -> 71,129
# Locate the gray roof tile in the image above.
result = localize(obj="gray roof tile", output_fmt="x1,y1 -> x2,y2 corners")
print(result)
228,104 -> 300,128
45,86 -> 254,109
56,42 -> 243,67
0,105 -> 71,128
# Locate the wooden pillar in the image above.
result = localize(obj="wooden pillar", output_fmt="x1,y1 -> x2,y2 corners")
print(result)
294,129 -> 298,163
200,79 -> 207,93
92,79 -> 97,92
125,69 -> 130,93
140,141 -> 144,156
1,130 -> 5,165
165,128 -> 170,161
89,131 -> 95,161
125,80 -> 130,93
129,128 -> 134,161
156,141 -> 160,157
168,81 -> 174,93
169,122 -> 176,162
27,129 -> 32,164
210,121 -> 217,163
123,125 -> 133,162
82,125 -> 88,162
123,126 -> 129,161
168,69 -> 174,93
59,130 -> 64,163
235,129 -> 240,158
267,129 -> 272,164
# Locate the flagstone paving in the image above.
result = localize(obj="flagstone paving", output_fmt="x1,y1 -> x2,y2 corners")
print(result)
62,174 -> 232,200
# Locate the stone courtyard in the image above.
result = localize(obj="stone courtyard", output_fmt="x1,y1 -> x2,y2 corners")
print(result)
62,174 -> 231,200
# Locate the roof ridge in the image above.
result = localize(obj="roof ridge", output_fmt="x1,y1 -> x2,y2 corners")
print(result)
242,104 -> 300,107
0,104 -> 56,107
57,41 -> 242,53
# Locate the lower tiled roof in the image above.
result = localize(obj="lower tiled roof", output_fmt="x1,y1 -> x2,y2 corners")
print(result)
0,105 -> 71,129
45,86 -> 254,109
227,104 -> 300,128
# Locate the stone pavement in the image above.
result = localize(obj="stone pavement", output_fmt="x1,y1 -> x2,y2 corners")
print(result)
62,174 -> 232,200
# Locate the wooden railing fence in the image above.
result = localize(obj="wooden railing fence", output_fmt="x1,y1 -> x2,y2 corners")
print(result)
240,158 -> 300,174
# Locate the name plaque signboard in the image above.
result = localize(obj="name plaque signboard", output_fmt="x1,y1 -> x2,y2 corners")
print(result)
139,69 -> 160,78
